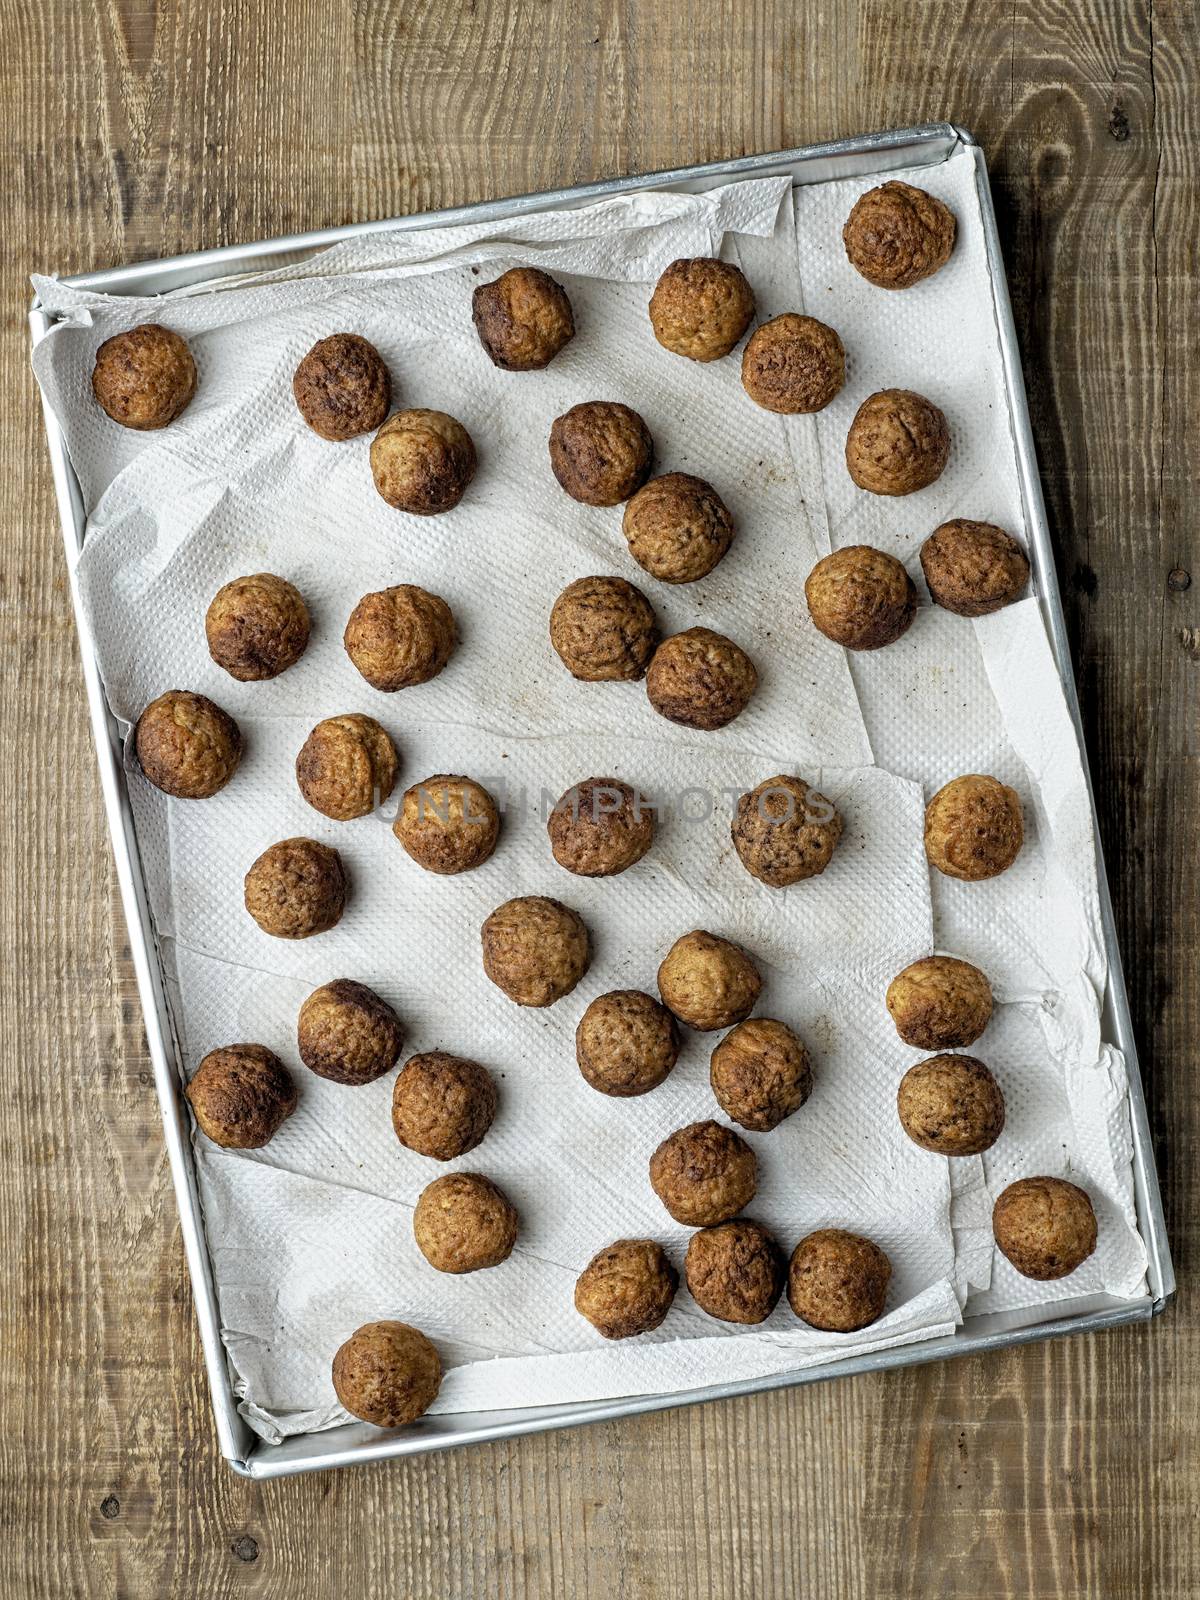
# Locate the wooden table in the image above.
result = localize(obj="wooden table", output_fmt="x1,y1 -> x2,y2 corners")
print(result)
1,3 -> 1193,1594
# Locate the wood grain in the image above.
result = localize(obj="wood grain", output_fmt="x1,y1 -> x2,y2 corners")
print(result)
0,1 -> 1194,1595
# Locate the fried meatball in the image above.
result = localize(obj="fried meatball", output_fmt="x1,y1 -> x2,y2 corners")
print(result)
413,1172 -> 518,1274
897,1054 -> 1005,1156
648,257 -> 755,363
244,838 -> 345,939
185,1044 -> 297,1150
805,545 -> 917,650
788,1229 -> 891,1331
575,1239 -> 677,1338
924,774 -> 1023,881
204,573 -> 310,681
548,401 -> 653,506
134,690 -> 242,800
370,409 -> 476,514
920,519 -> 1031,617
658,930 -> 762,1032
292,333 -> 390,441
549,575 -> 659,682
741,314 -> 845,414
685,1219 -> 785,1324
295,714 -> 398,821
886,955 -> 993,1050
646,627 -> 758,731
843,181 -> 956,290
481,895 -> 590,1007
393,773 -> 500,874
91,323 -> 196,430
297,978 -> 403,1085
710,1018 -> 812,1132
472,266 -> 575,371
391,1051 -> 497,1160
332,1320 -> 442,1427
992,1176 -> 1098,1280
731,774 -> 843,888
845,389 -> 950,496
621,473 -> 734,584
547,777 -> 654,877
649,1120 -> 757,1226
344,584 -> 457,691
575,990 -> 681,1097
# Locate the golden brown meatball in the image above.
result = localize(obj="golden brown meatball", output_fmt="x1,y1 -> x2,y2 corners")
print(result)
391,1051 -> 497,1160
845,389 -> 950,496
920,519 -> 1031,617
804,545 -> 917,650
244,838 -> 346,939
685,1219 -> 785,1325
649,1120 -> 757,1226
741,314 -> 846,414
731,774 -> 843,888
472,267 -> 575,371
787,1229 -> 891,1331
924,774 -> 1023,881
648,257 -> 755,363
204,573 -> 310,682
292,333 -> 391,441
646,627 -> 758,731
297,978 -> 403,1085
295,714 -> 398,821
992,1176 -> 1098,1280
481,896 -> 590,1007
91,323 -> 196,430
843,181 -> 956,290
885,955 -> 993,1050
185,1044 -> 297,1150
897,1054 -> 1005,1156
658,930 -> 762,1032
548,402 -> 653,506
344,584 -> 457,691
370,409 -> 476,514
710,1018 -> 812,1132
574,1239 -> 678,1338
547,778 -> 654,877
393,774 -> 500,874
621,473 -> 734,584
549,575 -> 659,682
413,1172 -> 518,1274
575,990 -> 681,1097
134,690 -> 242,800
332,1320 -> 442,1427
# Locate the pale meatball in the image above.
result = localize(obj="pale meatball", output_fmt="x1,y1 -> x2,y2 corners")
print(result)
897,1054 -> 1005,1156
924,774 -> 1024,881
296,714 -> 399,821
845,389 -> 950,496
393,774 -> 500,874
804,546 -> 917,650
575,990 -> 681,1097
413,1172 -> 519,1274
622,473 -> 734,584
646,627 -> 758,731
370,408 -> 476,514
658,930 -> 762,1032
731,774 -> 843,887
648,258 -> 754,362
885,955 -> 993,1050
575,1239 -> 678,1338
549,575 -> 659,682
344,584 -> 457,691
481,895 -> 590,1007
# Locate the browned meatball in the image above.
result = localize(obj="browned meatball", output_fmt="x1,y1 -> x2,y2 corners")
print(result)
575,1239 -> 678,1338
575,990 -> 681,1097
646,627 -> 758,731
91,323 -> 196,430
370,409 -> 476,514
244,838 -> 345,939
134,690 -> 242,800
843,181 -> 956,290
710,1018 -> 812,1132
295,714 -> 398,821
185,1044 -> 297,1149
621,473 -> 734,584
685,1219 -> 785,1324
805,545 -> 917,650
204,573 -> 310,681
649,1120 -> 757,1226
481,896 -> 590,1007
547,778 -> 654,877
393,774 -> 500,874
297,978 -> 403,1085
332,1320 -> 442,1427
344,585 -> 457,691
845,389 -> 950,496
920,519 -> 1031,617
731,774 -> 843,888
292,333 -> 391,441
897,1055 -> 1005,1156
549,402 -> 653,506
992,1176 -> 1098,1280
787,1229 -> 891,1331
658,930 -> 762,1032
413,1172 -> 519,1274
549,575 -> 659,682
886,955 -> 993,1050
741,315 -> 845,414
924,774 -> 1024,881
472,267 -> 575,371
391,1051 -> 497,1160
648,257 -> 754,362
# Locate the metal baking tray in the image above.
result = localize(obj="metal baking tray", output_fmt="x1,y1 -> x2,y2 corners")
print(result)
31,121 -> 1173,1480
